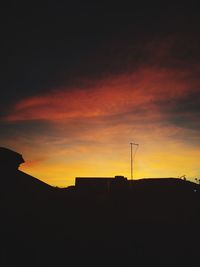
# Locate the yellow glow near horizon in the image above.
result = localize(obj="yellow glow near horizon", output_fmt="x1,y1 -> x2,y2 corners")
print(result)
19,138 -> 200,187
2,68 -> 200,187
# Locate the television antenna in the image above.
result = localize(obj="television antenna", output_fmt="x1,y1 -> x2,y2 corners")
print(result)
130,142 -> 139,180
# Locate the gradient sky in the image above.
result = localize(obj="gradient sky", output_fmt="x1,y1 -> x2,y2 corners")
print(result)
1,3 -> 200,186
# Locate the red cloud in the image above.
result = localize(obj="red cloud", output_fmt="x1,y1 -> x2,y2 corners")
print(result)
3,67 -> 196,122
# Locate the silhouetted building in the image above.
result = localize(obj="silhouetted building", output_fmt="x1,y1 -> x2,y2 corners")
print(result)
75,175 -> 128,193
0,147 -> 24,171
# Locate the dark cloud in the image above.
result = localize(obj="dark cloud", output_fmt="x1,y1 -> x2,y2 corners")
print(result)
152,87 -> 200,132
173,91 -> 200,114
0,121 -> 52,141
167,91 -> 200,131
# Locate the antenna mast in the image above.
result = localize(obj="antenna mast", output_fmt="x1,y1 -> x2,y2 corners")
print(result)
130,142 -> 139,180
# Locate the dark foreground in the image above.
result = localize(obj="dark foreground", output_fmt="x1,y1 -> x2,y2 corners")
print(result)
1,170 -> 200,267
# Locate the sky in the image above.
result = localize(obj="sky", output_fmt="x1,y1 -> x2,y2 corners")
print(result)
1,3 -> 200,186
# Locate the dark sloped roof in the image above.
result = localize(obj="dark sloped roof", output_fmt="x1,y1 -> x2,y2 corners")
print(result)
0,147 -> 24,168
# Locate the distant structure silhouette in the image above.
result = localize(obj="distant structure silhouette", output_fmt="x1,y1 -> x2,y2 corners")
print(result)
75,175 -> 128,193
0,147 -> 24,171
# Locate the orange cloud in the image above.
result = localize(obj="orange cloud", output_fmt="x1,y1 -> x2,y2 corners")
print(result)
3,67 -> 195,123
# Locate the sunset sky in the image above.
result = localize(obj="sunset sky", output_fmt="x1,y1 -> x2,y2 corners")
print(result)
1,3 -> 200,186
